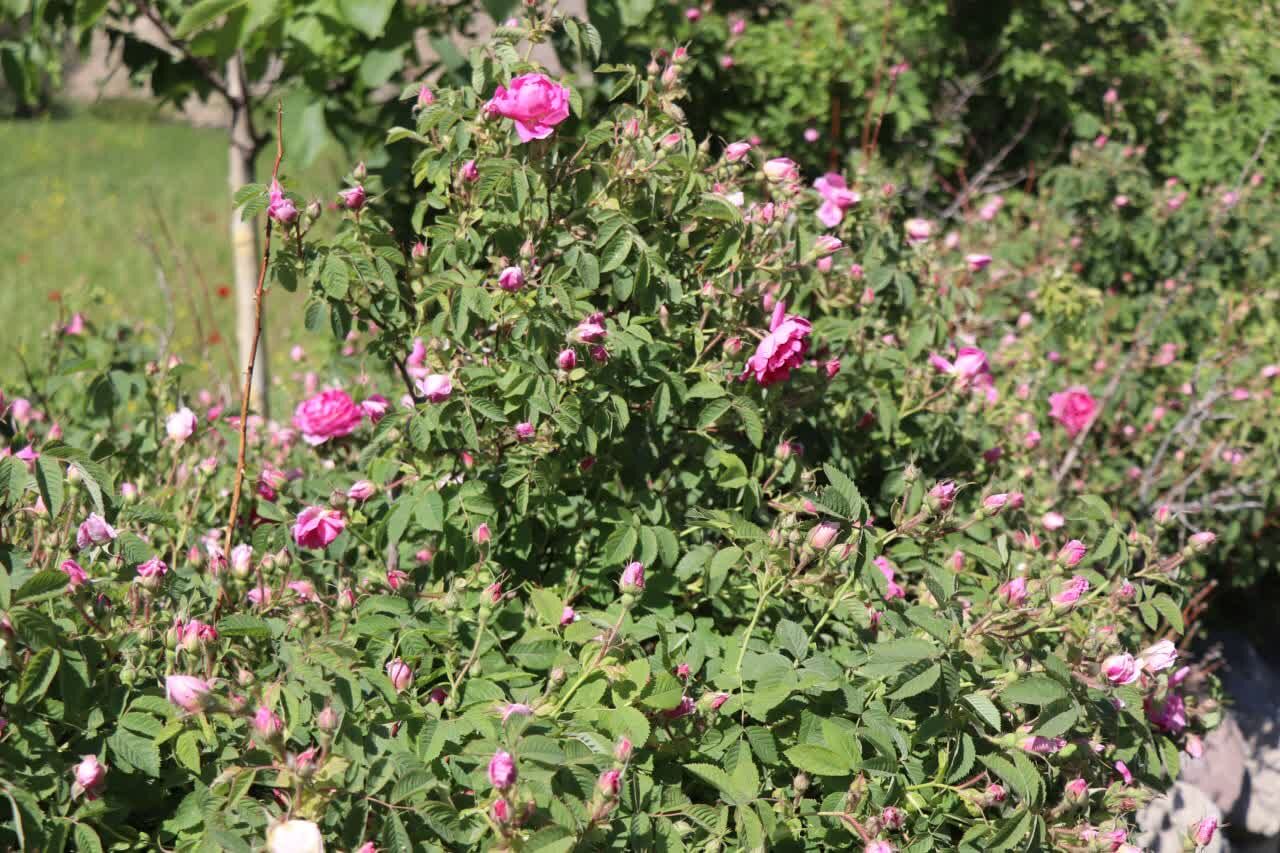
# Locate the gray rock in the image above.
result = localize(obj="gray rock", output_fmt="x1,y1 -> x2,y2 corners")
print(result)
1137,780 -> 1225,853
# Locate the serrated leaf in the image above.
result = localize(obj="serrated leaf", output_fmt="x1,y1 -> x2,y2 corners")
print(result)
964,694 -> 1002,732
888,662 -> 941,700
1000,676 -> 1068,706
1150,593 -> 1185,634
863,638 -> 937,677
108,729 -> 161,777
685,762 -> 745,806
776,620 -> 809,661
14,570 -> 69,602
217,614 -> 272,640
785,744 -> 853,776
34,455 -> 64,519
175,730 -> 202,773
17,647 -> 59,703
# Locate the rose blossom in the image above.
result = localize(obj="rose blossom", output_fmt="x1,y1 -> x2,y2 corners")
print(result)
386,658 -> 413,693
904,218 -> 932,243
498,266 -> 525,291
813,173 -> 860,227
965,253 -> 992,272
1021,735 -> 1066,754
292,389 -> 362,446
488,749 -> 517,789
166,407 -> 197,443
1102,653 -> 1141,685
77,512 -> 117,549
740,304 -> 812,386
60,558 -> 88,590
514,421 -> 535,441
1048,385 -> 1099,436
1052,575 -> 1090,607
292,506 -> 346,549
1193,817 -> 1217,845
556,348 -> 578,370
1057,539 -> 1087,567
1145,692 -> 1187,733
165,675 -> 211,713
347,480 -> 376,501
416,373 -> 453,403
724,141 -> 752,162
267,180 -> 298,224
487,73 -> 571,142
620,561 -> 645,592
266,819 -> 324,853
763,157 -> 799,182
72,755 -> 107,800
1140,639 -> 1178,672
999,576 -> 1028,606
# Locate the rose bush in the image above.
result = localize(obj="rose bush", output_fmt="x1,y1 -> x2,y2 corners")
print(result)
1,8 -> 1269,853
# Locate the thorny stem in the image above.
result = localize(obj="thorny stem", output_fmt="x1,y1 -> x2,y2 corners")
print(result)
224,104 -> 285,557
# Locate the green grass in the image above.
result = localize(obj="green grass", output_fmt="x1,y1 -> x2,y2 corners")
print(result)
0,100 -> 333,392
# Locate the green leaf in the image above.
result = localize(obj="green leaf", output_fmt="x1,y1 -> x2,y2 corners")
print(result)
529,588 -> 564,627
863,638 -> 937,677
109,729 -> 162,777
576,251 -> 600,290
776,619 -> 809,661
174,0 -> 248,37
785,744 -> 853,776
1000,676 -> 1068,706
685,763 -> 745,806
217,614 -> 272,640
34,455 -> 64,519
888,662 -> 941,700
964,694 -> 1002,732
17,647 -> 59,704
1150,593 -> 1185,633
175,730 -> 202,773
73,824 -> 104,853
14,570 -> 69,602
336,0 -> 396,38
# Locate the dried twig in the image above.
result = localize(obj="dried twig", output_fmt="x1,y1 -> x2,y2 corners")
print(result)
224,103 -> 284,556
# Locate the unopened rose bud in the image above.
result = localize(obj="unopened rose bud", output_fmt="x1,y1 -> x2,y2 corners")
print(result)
316,705 -> 338,731
807,521 -> 840,551
793,772 -> 810,794
353,161 -> 367,181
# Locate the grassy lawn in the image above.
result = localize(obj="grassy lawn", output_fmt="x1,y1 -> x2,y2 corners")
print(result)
0,100 -> 335,397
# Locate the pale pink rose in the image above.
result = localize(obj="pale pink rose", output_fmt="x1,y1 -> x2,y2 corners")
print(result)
77,513 -> 117,549
1145,692 -> 1186,733
1140,639 -> 1177,673
360,394 -> 390,423
293,389 -> 362,446
763,157 -> 799,182
487,73 -> 571,142
808,521 -> 840,550
875,556 -> 905,599
965,253 -> 992,272
166,407 -> 198,443
1064,777 -> 1088,800
1042,512 -> 1065,531
416,85 -> 435,108
292,506 -> 345,549
499,702 -> 532,722
72,755 -> 107,799
416,374 -> 453,403
724,141 -> 752,162
347,480 -> 376,501
904,218 -> 932,243
1021,735 -> 1066,754
474,523 -> 492,545
560,606 -> 577,626
740,305 -> 812,386
386,658 -> 413,692
598,768 -> 622,796
573,313 -> 607,343
999,576 -> 1028,606
253,706 -> 283,739
64,313 -> 87,335
1057,539 -> 1087,567
813,235 -> 842,256
266,819 -> 324,853
978,195 -> 1004,221
1048,385 -> 1099,436
60,559 -> 87,590
165,675 -> 211,713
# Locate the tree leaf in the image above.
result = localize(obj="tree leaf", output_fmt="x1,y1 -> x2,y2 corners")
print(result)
17,647 -> 60,704
785,745 -> 853,776
174,0 -> 248,37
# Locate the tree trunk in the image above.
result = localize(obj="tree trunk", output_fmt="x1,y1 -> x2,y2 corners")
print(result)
226,55 -> 269,417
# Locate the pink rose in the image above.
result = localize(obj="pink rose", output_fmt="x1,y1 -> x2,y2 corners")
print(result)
598,768 -> 622,797
814,172 -> 860,227
1048,385 -> 1099,436
267,179 -> 298,224
1057,539 -> 1087,567
416,374 -> 453,403
386,658 -> 413,693
72,755 -> 107,800
253,706 -> 283,739
339,184 -> 366,211
488,749 -> 517,789
1145,692 -> 1186,733
165,675 -> 211,713
999,576 -> 1028,606
1139,639 -> 1177,673
875,556 -> 905,600
965,253 -> 992,272
166,407 -> 198,443
740,305 -> 812,386
514,421 -> 535,441
360,394 -> 390,423
347,480 -> 377,501
76,513 -> 117,549
1020,735 -> 1065,754
1102,653 -> 1140,685
763,157 -> 799,182
620,561 -> 645,592
1064,777 -> 1088,800
60,559 -> 88,590
904,218 -> 932,243
560,605 -> 577,626
724,141 -> 752,162
557,348 -> 578,370
487,73 -> 571,142
1052,575 -> 1090,607
498,266 -> 525,291
292,506 -> 345,549
1194,818 -> 1217,845
293,389 -> 362,446
807,521 -> 840,550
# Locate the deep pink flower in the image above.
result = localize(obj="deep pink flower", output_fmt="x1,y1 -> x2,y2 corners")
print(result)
488,749 -> 517,789
1021,735 -> 1066,754
136,556 -> 168,580
339,184 -> 366,211
487,74 -> 571,142
620,561 -> 645,592
498,266 -> 525,291
1145,692 -> 1186,733
999,576 -> 1028,606
598,768 -> 622,796
560,606 -> 577,626
515,421 -> 535,441
1052,575 -> 1090,607
1102,653 -> 1140,685
347,480 -> 376,501
813,173 -> 860,227
292,506 -> 345,549
60,559 -> 87,590
253,706 -> 283,739
267,180 -> 298,224
1064,777 -> 1088,800
1194,818 -> 1217,845
293,389 -> 362,446
1048,386 -> 1099,436
360,394 -> 390,423
741,306 -> 812,386
875,556 -> 905,600
557,348 -> 578,370
1057,539 -> 1087,567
